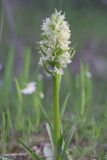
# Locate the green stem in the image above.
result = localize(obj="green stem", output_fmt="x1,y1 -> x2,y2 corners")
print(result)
53,73 -> 61,160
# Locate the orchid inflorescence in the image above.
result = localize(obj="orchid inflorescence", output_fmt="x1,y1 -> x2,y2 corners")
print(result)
39,9 -> 75,76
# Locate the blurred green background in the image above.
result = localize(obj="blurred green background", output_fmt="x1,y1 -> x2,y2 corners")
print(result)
0,0 -> 107,156
0,0 -> 107,89
0,0 -> 107,109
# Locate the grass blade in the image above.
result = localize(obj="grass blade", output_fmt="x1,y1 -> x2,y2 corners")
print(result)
17,139 -> 41,160
40,104 -> 53,132
46,123 -> 54,152
63,125 -> 76,152
57,134 -> 65,154
14,78 -> 22,102
60,93 -> 70,119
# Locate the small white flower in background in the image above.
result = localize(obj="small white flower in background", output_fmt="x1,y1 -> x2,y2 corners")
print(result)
21,82 -> 36,95
39,9 -> 75,75
39,92 -> 44,99
86,71 -> 92,78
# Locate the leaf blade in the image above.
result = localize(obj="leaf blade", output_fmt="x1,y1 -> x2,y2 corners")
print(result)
60,93 -> 70,119
17,139 -> 41,160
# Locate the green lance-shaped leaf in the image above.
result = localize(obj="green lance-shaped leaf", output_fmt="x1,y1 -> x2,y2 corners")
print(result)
63,125 -> 76,153
40,104 -> 53,133
60,93 -> 70,119
46,123 -> 55,152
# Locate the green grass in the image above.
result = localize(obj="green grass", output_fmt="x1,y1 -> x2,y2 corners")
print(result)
0,54 -> 106,159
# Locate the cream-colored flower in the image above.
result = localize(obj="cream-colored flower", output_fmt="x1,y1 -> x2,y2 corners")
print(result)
39,9 -> 75,75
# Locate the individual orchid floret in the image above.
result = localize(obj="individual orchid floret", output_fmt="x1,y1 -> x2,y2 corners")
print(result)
39,9 -> 75,75
21,82 -> 36,95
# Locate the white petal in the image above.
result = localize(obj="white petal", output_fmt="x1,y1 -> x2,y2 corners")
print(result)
21,82 -> 36,95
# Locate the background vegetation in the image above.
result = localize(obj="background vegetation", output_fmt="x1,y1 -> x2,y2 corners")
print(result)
0,0 -> 107,159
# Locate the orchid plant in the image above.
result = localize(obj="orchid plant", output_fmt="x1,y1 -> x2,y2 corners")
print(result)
39,10 -> 75,160
18,10 -> 75,160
